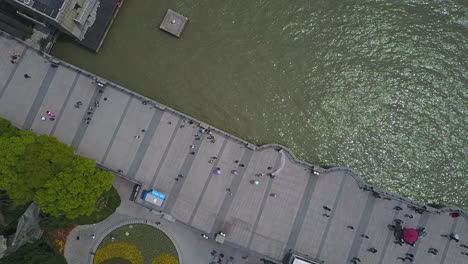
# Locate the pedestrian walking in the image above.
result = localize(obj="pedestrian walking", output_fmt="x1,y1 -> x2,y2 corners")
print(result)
347,225 -> 355,230
404,214 -> 414,219
449,233 -> 460,242
428,248 -> 438,255
323,206 -> 332,211
397,257 -> 413,262
368,248 -> 377,253
361,234 -> 369,239
394,206 -> 403,211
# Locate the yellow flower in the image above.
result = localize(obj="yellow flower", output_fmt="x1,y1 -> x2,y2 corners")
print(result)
94,242 -> 143,264
152,253 -> 179,264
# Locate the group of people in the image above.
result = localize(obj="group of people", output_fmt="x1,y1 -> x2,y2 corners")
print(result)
40,110 -> 56,121
10,53 -> 20,64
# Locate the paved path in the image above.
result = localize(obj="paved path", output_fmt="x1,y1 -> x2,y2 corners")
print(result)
0,32 -> 467,264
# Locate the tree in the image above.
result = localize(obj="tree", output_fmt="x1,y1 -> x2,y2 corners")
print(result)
0,131 -> 36,205
0,118 -> 18,138
0,237 -> 66,264
0,134 -> 74,206
14,135 -> 75,204
34,157 -> 114,219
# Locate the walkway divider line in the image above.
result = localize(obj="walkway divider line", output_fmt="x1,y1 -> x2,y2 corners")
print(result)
149,119 -> 183,186
22,65 -> 58,130
345,194 -> 377,261
126,109 -> 164,178
401,212 -> 430,264
378,202 -> 403,264
247,153 -> 282,248
283,171 -> 318,255
440,218 -> 459,264
0,47 -> 27,98
210,149 -> 254,235
100,96 -> 133,164
163,132 -> 208,213
70,85 -> 104,148
49,72 -> 80,136
317,175 -> 347,258
188,139 -> 228,225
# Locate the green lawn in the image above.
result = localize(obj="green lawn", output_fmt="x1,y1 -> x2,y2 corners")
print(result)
96,224 -> 178,264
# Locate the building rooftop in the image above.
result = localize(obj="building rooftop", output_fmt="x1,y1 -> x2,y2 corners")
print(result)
18,0 -> 64,18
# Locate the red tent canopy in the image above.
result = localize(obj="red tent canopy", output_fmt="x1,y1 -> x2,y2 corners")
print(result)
403,228 -> 419,244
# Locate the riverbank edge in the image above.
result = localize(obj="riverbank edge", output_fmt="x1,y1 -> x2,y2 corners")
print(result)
0,30 -> 465,221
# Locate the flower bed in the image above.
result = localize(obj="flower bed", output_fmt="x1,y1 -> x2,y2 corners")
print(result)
94,224 -> 178,264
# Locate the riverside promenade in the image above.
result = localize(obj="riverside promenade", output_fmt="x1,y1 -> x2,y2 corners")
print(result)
0,32 -> 467,264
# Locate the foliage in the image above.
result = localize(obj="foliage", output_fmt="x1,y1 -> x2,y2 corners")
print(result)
14,135 -> 75,205
97,224 -> 178,264
0,131 -> 36,204
0,118 -> 18,137
101,258 -> 131,264
34,156 -> 114,219
0,190 -> 29,236
40,187 -> 120,232
0,237 -> 66,264
152,253 -> 179,264
47,224 -> 76,255
94,242 -> 143,264
0,118 -> 115,220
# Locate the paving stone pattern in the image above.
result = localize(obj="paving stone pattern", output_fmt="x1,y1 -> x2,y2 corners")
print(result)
1,33 -> 467,264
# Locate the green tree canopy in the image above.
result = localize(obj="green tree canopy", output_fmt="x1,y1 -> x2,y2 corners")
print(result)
14,135 -> 75,204
0,237 -> 66,264
0,133 -> 75,205
0,131 -> 36,203
0,118 -> 115,220
34,156 -> 114,219
0,118 -> 19,137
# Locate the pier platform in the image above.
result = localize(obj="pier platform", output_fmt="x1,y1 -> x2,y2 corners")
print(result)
160,9 -> 188,38
0,32 -> 467,264
78,0 -> 123,52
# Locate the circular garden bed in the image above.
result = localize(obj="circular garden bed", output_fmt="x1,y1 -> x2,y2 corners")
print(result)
94,224 -> 179,264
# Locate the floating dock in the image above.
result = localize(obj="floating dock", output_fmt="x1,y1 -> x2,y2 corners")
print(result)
159,9 -> 188,38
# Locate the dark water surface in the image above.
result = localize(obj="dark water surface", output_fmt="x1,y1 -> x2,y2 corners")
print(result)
52,0 -> 468,208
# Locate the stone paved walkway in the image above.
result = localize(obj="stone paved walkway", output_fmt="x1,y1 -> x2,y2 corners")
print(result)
0,32 -> 467,264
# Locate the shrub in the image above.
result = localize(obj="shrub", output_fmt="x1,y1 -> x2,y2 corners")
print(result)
94,242 -> 143,264
152,253 -> 179,264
